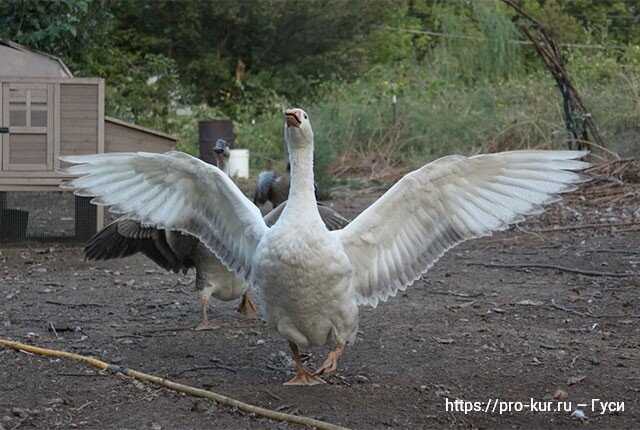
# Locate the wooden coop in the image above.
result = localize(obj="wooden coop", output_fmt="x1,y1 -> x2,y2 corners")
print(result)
0,40 -> 177,242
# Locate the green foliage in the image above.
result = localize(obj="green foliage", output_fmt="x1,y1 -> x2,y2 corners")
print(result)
427,1 -> 523,83
243,48 -> 639,186
2,0 -> 640,187
520,0 -> 586,44
107,0 -> 396,111
0,0 -> 92,53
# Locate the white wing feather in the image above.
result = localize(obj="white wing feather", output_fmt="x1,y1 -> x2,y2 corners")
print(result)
336,150 -> 589,307
61,151 -> 267,282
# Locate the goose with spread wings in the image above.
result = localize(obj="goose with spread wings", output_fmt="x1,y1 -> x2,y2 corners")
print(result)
62,108 -> 588,385
82,138 -> 348,331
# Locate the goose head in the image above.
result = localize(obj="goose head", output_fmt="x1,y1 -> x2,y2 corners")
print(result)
284,108 -> 313,148
213,138 -> 229,168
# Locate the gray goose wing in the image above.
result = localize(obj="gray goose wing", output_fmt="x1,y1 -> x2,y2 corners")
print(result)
84,217 -> 196,273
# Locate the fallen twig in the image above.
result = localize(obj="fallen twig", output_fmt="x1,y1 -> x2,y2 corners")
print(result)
137,327 -> 194,334
45,300 -> 106,308
611,226 -> 640,234
549,299 -> 640,319
263,390 -> 284,402
73,401 -> 93,412
0,338 -> 350,430
468,262 -> 637,278
428,290 -> 483,298
530,221 -> 640,233
48,322 -> 59,338
549,299 -> 593,318
586,248 -> 640,255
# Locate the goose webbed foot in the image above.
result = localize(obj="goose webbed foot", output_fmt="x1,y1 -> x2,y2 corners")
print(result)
194,295 -> 221,331
284,367 -> 326,386
314,343 -> 345,377
284,341 -> 326,386
237,292 -> 258,319
194,319 -> 222,331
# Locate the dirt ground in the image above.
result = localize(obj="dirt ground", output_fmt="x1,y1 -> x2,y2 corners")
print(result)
1,169 -> 639,430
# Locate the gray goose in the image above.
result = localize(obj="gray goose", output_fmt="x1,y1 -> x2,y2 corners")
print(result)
84,139 -> 349,330
253,163 -> 290,208
63,108 -> 588,385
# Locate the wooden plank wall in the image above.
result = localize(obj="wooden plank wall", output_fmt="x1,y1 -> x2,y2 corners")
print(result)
8,134 -> 47,165
59,83 -> 99,156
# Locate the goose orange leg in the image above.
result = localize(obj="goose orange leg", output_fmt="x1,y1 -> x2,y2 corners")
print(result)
314,343 -> 345,376
194,286 -> 221,331
284,342 -> 326,386
237,292 -> 258,318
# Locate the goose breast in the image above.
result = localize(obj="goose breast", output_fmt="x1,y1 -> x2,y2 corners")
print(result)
252,222 -> 357,348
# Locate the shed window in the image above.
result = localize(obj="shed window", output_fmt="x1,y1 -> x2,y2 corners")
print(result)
9,110 -> 27,127
31,110 -> 47,127
8,87 -> 48,128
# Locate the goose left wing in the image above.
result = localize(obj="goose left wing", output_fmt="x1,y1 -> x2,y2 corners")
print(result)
62,151 -> 267,282
335,150 -> 589,307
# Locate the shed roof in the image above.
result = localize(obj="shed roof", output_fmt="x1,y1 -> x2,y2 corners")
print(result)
0,40 -> 73,78
106,116 -> 177,141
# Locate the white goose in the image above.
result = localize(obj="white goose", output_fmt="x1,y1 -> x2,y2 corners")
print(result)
62,108 -> 588,385
83,138 -> 348,331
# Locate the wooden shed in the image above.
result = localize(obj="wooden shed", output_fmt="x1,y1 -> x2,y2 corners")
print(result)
0,40 -> 177,240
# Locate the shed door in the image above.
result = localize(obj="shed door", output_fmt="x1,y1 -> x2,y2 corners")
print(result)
1,83 -> 54,171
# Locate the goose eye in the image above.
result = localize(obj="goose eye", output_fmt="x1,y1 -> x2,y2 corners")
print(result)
304,114 -> 308,119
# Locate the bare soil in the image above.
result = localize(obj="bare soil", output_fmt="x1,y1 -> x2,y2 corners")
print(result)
1,175 -> 639,430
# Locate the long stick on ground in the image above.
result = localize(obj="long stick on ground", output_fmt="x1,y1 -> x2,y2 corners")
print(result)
467,262 -> 637,278
0,338 -> 351,430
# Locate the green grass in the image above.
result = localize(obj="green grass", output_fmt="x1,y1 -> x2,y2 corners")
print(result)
171,50 -> 640,189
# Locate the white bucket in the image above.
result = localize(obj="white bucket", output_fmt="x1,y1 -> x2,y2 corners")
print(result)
228,149 -> 249,179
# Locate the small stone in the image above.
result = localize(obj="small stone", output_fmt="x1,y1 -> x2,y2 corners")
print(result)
11,408 -> 29,418
553,389 -> 568,401
151,423 -> 162,430
567,375 -> 585,386
190,401 -> 208,413
255,339 -> 265,345
571,409 -> 588,421
516,299 -> 543,306
126,279 -> 136,287
355,375 -> 369,383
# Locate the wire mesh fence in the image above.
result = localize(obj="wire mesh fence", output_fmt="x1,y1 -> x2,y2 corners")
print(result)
0,191 -> 97,243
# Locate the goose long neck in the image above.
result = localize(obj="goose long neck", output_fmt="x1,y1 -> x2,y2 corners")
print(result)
287,142 -> 317,212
